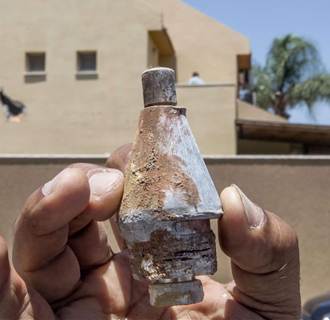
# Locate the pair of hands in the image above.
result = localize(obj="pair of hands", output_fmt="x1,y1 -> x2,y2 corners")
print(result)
0,145 -> 301,319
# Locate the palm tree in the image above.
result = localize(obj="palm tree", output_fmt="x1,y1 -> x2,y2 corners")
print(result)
252,34 -> 330,118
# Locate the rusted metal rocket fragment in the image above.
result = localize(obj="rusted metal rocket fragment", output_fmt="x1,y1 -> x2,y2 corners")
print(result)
119,67 -> 222,307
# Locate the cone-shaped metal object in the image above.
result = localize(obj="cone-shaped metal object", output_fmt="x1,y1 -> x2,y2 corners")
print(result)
119,67 -> 222,307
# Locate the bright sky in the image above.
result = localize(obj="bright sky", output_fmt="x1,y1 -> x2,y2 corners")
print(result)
184,0 -> 330,124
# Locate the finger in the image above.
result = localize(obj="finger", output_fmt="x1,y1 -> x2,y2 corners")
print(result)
0,236 -> 10,291
54,252 -> 134,318
105,144 -> 133,250
0,235 -> 14,319
71,163 -> 125,254
69,163 -> 124,229
13,168 -> 90,301
110,213 -> 126,252
67,164 -> 124,269
14,168 -> 90,271
219,185 -> 301,319
126,294 -> 166,320
68,221 -> 112,271
106,143 -> 132,172
163,278 -> 225,319
13,166 -> 124,302
0,236 -> 30,319
62,164 -> 123,271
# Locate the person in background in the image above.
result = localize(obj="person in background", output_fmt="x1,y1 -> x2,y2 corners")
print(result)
0,88 -> 26,123
239,83 -> 253,104
188,71 -> 205,85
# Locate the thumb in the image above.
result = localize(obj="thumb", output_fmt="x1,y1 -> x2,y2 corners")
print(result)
219,185 -> 301,320
105,143 -> 132,251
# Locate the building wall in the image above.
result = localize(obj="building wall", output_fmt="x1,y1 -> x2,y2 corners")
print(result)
237,100 -> 287,123
0,0 -> 249,155
0,155 -> 329,304
153,0 -> 250,84
147,34 -> 160,68
177,84 -> 237,154
0,1 -> 161,154
237,100 -> 293,154
237,139 -> 293,154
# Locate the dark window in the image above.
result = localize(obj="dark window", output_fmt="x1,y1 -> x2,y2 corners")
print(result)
26,52 -> 46,72
77,51 -> 97,72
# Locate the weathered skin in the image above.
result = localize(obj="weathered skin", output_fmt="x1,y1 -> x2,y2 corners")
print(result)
119,68 -> 222,306
1,152 -> 301,319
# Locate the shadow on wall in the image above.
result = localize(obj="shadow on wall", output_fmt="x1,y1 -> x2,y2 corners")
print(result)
24,74 -> 47,83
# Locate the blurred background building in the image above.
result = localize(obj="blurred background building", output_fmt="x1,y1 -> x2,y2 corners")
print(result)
3,0 -> 327,154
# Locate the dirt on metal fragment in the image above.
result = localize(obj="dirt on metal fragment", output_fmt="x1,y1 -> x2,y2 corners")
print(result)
120,106 -> 200,217
149,279 -> 204,307
118,68 -> 222,307
129,220 -> 217,281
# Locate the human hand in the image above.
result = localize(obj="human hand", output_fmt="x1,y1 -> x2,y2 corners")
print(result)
0,145 -> 301,319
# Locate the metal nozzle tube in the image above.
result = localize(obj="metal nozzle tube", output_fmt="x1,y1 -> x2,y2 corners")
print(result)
119,67 -> 222,307
142,67 -> 177,107
149,278 -> 203,307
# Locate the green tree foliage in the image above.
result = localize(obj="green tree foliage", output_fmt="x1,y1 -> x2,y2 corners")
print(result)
252,34 -> 330,118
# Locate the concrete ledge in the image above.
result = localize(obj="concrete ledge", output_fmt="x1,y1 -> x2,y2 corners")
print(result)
1,154 -> 330,165
204,155 -> 330,166
0,154 -> 110,164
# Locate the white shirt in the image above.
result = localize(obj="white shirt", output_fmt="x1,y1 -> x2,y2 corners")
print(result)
188,76 -> 205,85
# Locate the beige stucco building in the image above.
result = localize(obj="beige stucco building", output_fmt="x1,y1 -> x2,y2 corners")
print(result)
2,0 -> 325,155
0,0 -> 256,155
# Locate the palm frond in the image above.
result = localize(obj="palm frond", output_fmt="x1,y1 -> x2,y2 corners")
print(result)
251,34 -> 330,117
266,34 -> 322,92
251,65 -> 274,110
289,74 -> 330,107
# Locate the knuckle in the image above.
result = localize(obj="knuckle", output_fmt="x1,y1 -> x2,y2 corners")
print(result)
268,215 -> 299,270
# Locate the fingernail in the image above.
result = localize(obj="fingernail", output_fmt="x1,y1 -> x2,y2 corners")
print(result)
232,184 -> 266,229
87,168 -> 123,200
41,168 -> 72,197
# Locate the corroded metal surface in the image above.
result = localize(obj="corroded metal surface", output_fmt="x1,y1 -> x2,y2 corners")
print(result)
119,68 -> 222,307
119,106 -> 221,225
142,67 -> 177,107
149,279 -> 204,307
127,220 -> 216,282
